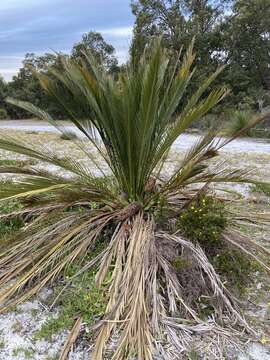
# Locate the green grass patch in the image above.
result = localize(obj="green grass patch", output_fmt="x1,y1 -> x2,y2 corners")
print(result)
0,199 -> 24,243
0,159 -> 37,167
35,268 -> 108,340
35,238 -> 109,341
12,347 -> 35,359
251,183 -> 270,197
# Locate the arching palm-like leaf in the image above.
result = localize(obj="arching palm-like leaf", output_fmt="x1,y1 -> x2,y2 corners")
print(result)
0,39 -> 269,359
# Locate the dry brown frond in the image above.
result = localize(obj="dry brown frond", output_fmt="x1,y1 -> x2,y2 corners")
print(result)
93,214 -> 154,360
0,210 -> 114,312
59,316 -> 82,360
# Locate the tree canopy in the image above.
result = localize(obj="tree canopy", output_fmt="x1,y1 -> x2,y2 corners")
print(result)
1,31 -> 119,119
131,0 -> 270,110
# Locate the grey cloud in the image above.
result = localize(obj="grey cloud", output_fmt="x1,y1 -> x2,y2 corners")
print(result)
0,0 -> 134,80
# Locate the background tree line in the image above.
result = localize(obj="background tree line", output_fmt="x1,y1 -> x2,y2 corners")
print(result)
0,0 -> 269,120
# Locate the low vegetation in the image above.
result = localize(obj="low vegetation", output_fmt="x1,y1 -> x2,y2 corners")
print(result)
0,109 -> 7,120
0,198 -> 24,244
252,182 -> 270,197
0,159 -> 37,167
36,237 -> 108,341
226,110 -> 254,136
36,267 -> 106,341
59,131 -> 78,141
177,196 -> 227,247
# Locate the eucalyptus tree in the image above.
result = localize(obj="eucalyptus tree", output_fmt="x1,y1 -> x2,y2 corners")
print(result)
72,31 -> 119,75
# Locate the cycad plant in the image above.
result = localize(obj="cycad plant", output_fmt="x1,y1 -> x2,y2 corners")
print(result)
0,40 -> 270,359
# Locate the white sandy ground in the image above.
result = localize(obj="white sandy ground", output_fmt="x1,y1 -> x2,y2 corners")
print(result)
0,289 -> 90,360
238,344 -> 270,360
1,119 -> 270,154
0,127 -> 269,359
0,294 -> 269,360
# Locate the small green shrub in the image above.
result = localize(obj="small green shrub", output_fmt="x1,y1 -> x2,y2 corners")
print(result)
212,248 -> 260,293
60,131 -> 78,140
178,196 -> 227,249
226,110 -> 254,136
0,108 -> 7,120
177,196 -> 258,294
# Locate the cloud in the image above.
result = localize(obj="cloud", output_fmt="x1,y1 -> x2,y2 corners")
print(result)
99,26 -> 133,64
0,55 -> 24,80
115,49 -> 130,64
0,69 -> 19,74
99,26 -> 133,38
0,56 -> 23,59
0,0 -> 42,11
0,69 -> 21,82
0,0 -> 135,81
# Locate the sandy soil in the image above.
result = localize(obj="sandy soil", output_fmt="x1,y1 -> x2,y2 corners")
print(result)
1,119 -> 270,153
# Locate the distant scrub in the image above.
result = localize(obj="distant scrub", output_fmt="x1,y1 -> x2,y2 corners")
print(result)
0,159 -> 37,167
226,110 -> 253,136
60,131 -> 78,140
251,183 -> 270,197
0,109 -> 7,120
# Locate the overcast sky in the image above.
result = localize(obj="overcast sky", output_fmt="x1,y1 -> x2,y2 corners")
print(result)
0,0 -> 134,81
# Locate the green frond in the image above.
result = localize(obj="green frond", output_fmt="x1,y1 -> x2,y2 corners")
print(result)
5,39 -> 230,201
